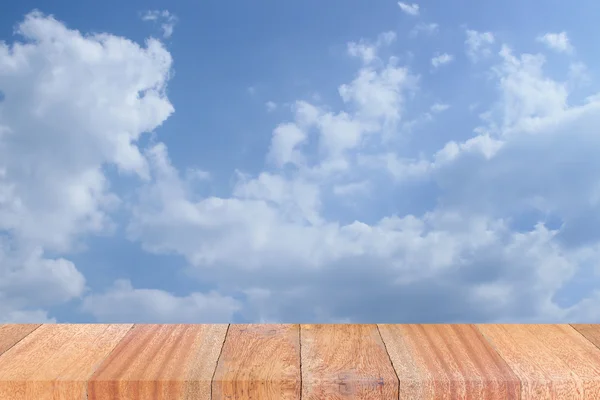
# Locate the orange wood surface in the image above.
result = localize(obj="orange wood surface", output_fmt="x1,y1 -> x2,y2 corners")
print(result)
1,323 -> 600,399
212,324 -> 301,400
378,324 -> 520,399
88,324 -> 228,400
0,324 -> 133,400
572,324 -> 600,350
0,324 -> 40,356
476,324 -> 600,399
300,324 -> 398,399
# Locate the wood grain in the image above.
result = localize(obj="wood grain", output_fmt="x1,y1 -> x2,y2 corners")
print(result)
300,324 -> 398,400
0,324 -> 132,400
1,323 -> 600,399
0,325 -> 40,356
212,324 -> 301,400
571,324 -> 600,350
378,324 -> 520,399
477,324 -> 600,399
88,323 -> 228,400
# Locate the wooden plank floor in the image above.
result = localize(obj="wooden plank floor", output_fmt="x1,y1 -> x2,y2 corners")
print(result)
0,324 -> 599,399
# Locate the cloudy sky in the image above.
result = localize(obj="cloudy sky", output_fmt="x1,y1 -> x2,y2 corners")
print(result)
1,0 -> 600,323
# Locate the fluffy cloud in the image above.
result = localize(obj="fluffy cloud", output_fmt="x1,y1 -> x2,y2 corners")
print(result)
0,11 -> 174,248
141,10 -> 178,39
0,11 -> 225,322
465,29 -> 495,62
431,53 -> 454,68
430,47 -> 600,226
430,103 -> 450,113
265,101 -> 277,112
410,23 -> 439,37
397,2 -> 420,16
0,244 -> 85,323
347,31 -> 396,65
4,9 -> 600,324
537,31 -> 573,54
130,154 -> 597,322
263,39 -> 415,177
81,279 -> 241,323
332,180 -> 371,196
126,27 -> 600,323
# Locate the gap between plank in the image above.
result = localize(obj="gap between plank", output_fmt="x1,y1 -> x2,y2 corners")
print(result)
568,324 -> 600,352
298,324 -> 303,400
375,324 -> 400,400
0,324 -> 43,357
210,323 -> 230,400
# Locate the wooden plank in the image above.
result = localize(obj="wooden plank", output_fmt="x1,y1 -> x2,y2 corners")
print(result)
0,325 -> 40,356
2,323 -> 600,399
300,324 -> 398,399
526,324 -> 600,398
88,323 -> 228,400
378,324 -> 520,399
212,324 -> 301,400
571,324 -> 600,350
0,324 -> 132,400
477,324 -> 600,399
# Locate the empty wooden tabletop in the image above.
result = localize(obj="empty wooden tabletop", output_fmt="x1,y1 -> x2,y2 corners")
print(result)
378,324 -> 520,399
212,324 -> 301,400
301,324 -> 398,399
88,324 -> 228,400
0,324 -> 599,399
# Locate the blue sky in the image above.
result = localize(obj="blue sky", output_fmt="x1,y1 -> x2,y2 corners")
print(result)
1,0 -> 600,323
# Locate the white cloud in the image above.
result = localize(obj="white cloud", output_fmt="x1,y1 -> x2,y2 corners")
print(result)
130,26 -> 600,322
465,29 -> 495,62
267,121 -> 308,168
126,28 -> 600,323
332,181 -> 371,196
338,61 -> 415,125
430,103 -> 450,113
431,53 -> 454,68
568,62 -> 590,87
378,31 -> 397,46
5,10 -> 600,324
142,10 -> 178,39
0,243 -> 85,322
131,154 -> 595,321
81,279 -> 241,323
398,2 -> 420,16
410,23 -> 439,37
186,168 -> 211,182
348,42 -> 378,64
347,31 -> 396,65
537,31 -> 573,54
491,45 -> 568,132
358,152 -> 431,181
0,11 -> 173,250
0,11 -> 173,321
264,52 -> 415,174
266,101 -> 277,112
234,171 -> 322,225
